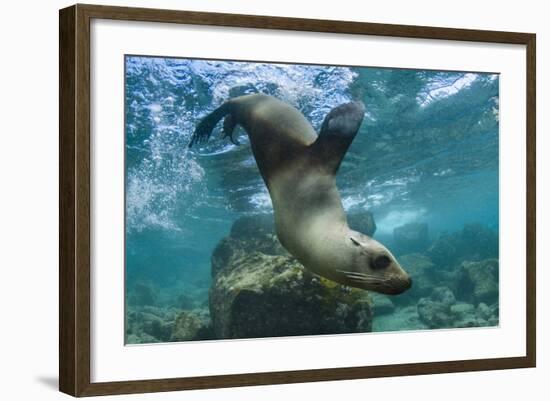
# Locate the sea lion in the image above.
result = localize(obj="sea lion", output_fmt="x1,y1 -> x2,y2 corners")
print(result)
189,94 -> 411,295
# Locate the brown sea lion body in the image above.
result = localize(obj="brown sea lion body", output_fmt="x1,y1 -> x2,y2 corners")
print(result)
190,94 -> 411,295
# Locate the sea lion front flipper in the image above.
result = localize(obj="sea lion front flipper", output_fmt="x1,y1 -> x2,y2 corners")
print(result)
311,101 -> 365,173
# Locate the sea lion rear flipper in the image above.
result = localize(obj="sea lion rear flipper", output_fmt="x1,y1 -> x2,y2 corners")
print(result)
222,114 -> 240,145
311,101 -> 365,173
189,102 -> 232,148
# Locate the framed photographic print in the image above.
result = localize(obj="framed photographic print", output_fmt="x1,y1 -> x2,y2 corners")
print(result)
59,4 -> 536,397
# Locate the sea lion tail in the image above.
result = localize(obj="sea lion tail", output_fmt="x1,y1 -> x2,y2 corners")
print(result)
189,102 -> 233,148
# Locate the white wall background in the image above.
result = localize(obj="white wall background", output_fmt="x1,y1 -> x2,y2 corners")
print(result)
0,0 -> 546,400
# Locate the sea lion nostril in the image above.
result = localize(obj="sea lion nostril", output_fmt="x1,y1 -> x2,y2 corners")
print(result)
373,255 -> 391,269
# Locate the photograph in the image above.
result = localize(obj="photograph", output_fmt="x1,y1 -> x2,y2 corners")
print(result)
55,2 -> 536,397
0,0 -> 541,399
124,56 -> 500,344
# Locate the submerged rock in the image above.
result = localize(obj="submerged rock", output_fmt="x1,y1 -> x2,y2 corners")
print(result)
416,286 -> 457,328
393,222 -> 429,255
126,307 -> 175,343
348,211 -> 377,237
126,332 -> 158,345
457,258 -> 499,304
431,286 -> 456,306
175,293 -> 195,310
212,214 -> 288,278
428,224 -> 498,268
209,217 -> 374,339
415,283 -> 498,329
449,302 -> 484,327
170,312 -> 202,342
392,253 -> 436,304
170,309 -> 213,341
450,302 -> 476,320
371,294 -> 395,316
125,305 -> 212,344
417,297 -> 453,328
229,214 -> 275,240
461,224 -> 499,258
127,282 -> 158,307
373,305 -> 426,332
476,302 -> 492,320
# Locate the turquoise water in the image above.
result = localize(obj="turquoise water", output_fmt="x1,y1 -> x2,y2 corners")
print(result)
124,56 -> 499,344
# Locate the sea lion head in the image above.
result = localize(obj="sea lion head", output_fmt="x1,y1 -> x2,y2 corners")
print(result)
338,230 -> 412,295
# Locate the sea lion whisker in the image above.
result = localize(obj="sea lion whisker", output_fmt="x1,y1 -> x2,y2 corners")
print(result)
339,271 -> 395,286
337,270 -> 377,281
337,271 -> 383,285
336,270 -> 367,277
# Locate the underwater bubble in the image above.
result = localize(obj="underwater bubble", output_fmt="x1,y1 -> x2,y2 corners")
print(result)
376,209 -> 428,236
249,190 -> 273,210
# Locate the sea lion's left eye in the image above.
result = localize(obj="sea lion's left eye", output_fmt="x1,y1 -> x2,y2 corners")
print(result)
372,255 -> 391,270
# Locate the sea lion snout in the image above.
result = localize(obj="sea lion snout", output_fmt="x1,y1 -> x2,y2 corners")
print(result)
380,258 -> 412,295
364,272 -> 412,295
386,275 -> 413,295
341,232 -> 412,295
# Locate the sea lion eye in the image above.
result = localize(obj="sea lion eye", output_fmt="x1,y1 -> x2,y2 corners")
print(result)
350,237 -> 361,246
372,255 -> 391,270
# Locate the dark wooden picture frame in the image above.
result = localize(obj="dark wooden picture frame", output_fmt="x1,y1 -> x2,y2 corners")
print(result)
59,3 -> 536,397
